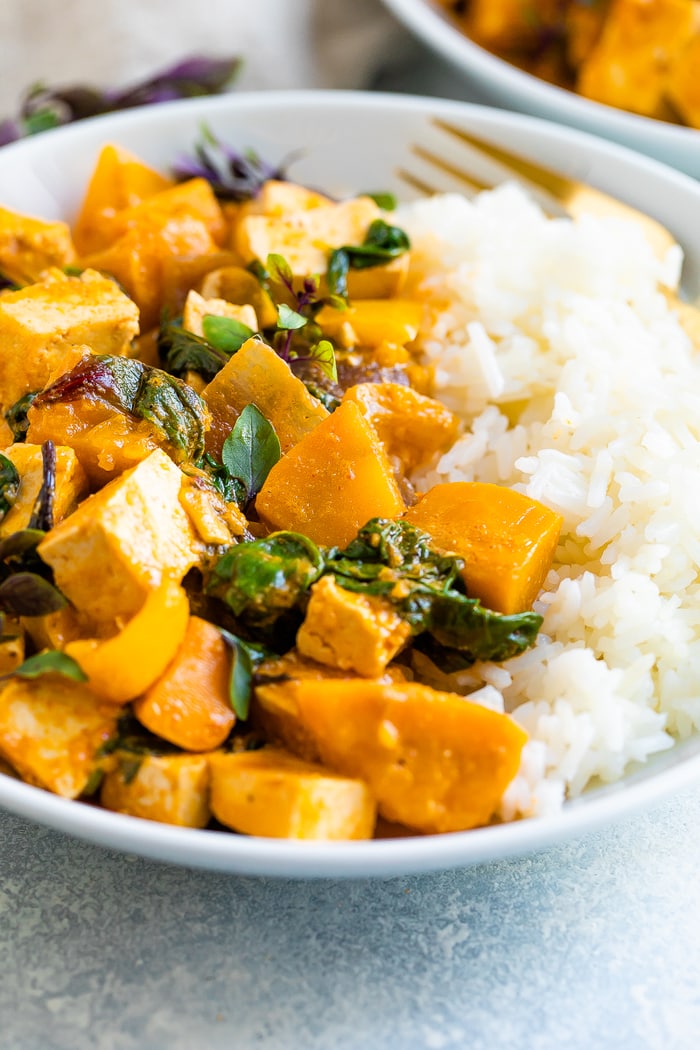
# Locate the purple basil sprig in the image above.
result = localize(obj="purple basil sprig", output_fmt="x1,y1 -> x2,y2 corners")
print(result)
172,124 -> 292,201
0,55 -> 240,145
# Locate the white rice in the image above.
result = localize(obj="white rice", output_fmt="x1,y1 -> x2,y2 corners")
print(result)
397,183 -> 700,818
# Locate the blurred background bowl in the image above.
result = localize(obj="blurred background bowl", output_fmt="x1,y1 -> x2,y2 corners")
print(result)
380,0 -> 700,179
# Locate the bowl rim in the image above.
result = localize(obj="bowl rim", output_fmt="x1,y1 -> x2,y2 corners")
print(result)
381,0 -> 699,145
1,87 -> 700,877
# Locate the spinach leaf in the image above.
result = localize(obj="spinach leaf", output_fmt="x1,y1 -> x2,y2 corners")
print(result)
221,404 -> 281,506
0,454 -> 19,522
3,649 -> 87,683
365,191 -> 398,211
207,531 -> 324,640
327,219 -> 411,297
219,629 -> 271,720
201,314 -> 254,354
158,316 -> 230,382
35,355 -> 209,461
277,303 -> 307,331
4,392 -> 37,442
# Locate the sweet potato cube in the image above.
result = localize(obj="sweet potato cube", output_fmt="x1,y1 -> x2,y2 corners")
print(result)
466,0 -> 564,49
0,443 -> 88,539
73,143 -> 173,254
404,482 -> 562,614
38,449 -> 202,633
666,36 -> 700,129
0,620 -> 24,675
0,206 -> 76,285
0,676 -> 118,798
208,749 -> 376,840
235,196 -> 381,277
133,616 -> 235,751
101,750 -> 211,827
203,336 -> 328,456
256,399 -> 405,548
107,178 -> 226,246
296,576 -> 411,677
0,268 -> 139,409
254,678 -> 526,833
342,382 -> 458,471
316,300 -> 422,348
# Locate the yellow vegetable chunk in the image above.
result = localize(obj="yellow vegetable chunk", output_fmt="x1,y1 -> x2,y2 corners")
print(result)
182,290 -> 257,338
38,449 -> 202,633
65,580 -> 189,705
256,399 -> 405,548
577,0 -> 697,118
0,676 -> 118,798
0,268 -> 139,410
133,616 -> 235,750
254,679 -> 526,833
0,620 -> 24,675
101,750 -> 211,827
342,382 -> 459,471
82,214 -> 218,330
466,0 -> 564,49
209,749 -> 377,840
666,36 -> 700,129
404,482 -> 563,614
316,300 -> 423,348
105,178 -> 226,247
296,576 -> 411,677
0,443 -> 88,539
73,143 -> 173,254
235,196 -> 380,278
0,206 -> 76,286
179,474 -> 248,545
203,336 -> 328,457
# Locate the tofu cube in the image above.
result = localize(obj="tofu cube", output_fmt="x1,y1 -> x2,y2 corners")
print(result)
0,442 -> 89,538
209,749 -> 377,839
38,449 -> 202,633
0,267 -> 139,409
297,576 -> 411,677
182,289 -> 258,338
100,751 -> 211,827
0,676 -> 118,798
0,206 -> 76,285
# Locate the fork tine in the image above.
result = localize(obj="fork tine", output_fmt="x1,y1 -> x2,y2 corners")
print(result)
410,144 -> 492,195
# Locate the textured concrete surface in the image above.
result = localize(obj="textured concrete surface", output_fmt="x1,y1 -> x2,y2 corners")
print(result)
1,786 -> 700,1050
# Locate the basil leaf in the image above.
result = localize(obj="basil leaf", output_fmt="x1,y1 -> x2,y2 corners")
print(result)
218,630 -> 272,721
307,340 -> 338,384
0,573 -> 67,616
266,253 -> 294,288
7,649 -> 87,682
221,404 -> 281,503
327,248 -> 350,298
0,529 -> 45,561
277,303 -> 307,331
365,192 -> 398,211
0,454 -> 19,522
202,314 -> 254,354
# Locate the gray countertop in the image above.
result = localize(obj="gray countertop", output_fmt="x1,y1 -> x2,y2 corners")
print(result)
2,786 -> 700,1050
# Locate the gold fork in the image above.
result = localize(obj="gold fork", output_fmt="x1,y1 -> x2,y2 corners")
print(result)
398,119 -> 700,342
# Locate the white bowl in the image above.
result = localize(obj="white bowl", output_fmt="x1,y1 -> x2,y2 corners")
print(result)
381,0 -> 700,179
1,90 -> 700,877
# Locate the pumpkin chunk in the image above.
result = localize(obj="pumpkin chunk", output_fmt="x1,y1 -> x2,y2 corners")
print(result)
203,336 -> 328,457
133,616 -> 235,750
257,399 -> 404,548
101,751 -> 211,827
254,678 -> 526,833
316,300 -> 423,348
404,482 -> 563,614
209,749 -> 377,840
0,676 -> 118,798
